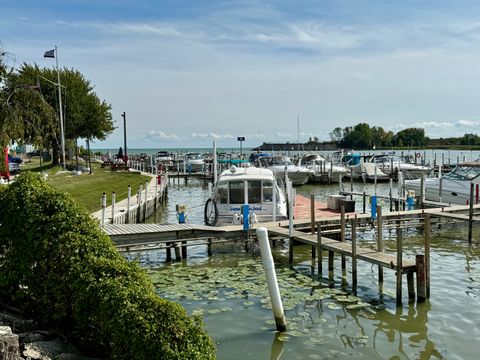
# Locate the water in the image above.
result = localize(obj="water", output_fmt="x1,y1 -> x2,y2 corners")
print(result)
126,178 -> 480,359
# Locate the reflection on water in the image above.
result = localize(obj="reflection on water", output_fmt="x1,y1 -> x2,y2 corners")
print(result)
132,178 -> 480,360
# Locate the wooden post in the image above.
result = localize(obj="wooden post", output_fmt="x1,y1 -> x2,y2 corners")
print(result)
174,243 -> 181,261
420,175 -> 425,208
328,251 -> 334,283
126,185 -> 131,224
144,179 -> 148,220
351,216 -> 357,294
468,183 -> 474,243
340,204 -> 346,276
166,243 -> 172,262
389,178 -> 393,212
317,222 -> 322,277
407,272 -> 415,302
207,239 -> 212,256
181,241 -> 187,259
136,186 -> 142,223
424,214 -> 431,297
377,205 -> 384,284
310,195 -> 315,234
363,191 -> 366,214
350,168 -> 353,199
416,254 -> 426,302
396,220 -> 403,305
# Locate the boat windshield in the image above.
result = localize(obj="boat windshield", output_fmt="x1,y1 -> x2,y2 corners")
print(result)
258,156 -> 294,167
216,180 -> 275,204
186,153 -> 203,160
443,165 -> 480,180
373,155 -> 397,163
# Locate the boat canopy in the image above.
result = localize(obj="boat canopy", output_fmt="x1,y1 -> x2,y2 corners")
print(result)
444,160 -> 480,180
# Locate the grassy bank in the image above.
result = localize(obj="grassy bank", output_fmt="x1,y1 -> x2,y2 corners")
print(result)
19,157 -> 150,212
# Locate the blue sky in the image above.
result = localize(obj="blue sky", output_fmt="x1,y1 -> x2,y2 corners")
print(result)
2,0 -> 480,149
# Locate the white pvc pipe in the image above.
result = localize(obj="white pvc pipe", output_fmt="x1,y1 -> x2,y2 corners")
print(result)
111,192 -> 116,224
213,141 -> 218,183
272,182 -> 277,222
256,227 -> 287,331
288,178 -> 293,238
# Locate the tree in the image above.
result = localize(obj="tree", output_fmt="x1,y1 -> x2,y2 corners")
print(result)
329,127 -> 343,142
393,128 -> 426,147
340,123 -> 374,149
0,59 -> 56,149
13,64 -> 115,164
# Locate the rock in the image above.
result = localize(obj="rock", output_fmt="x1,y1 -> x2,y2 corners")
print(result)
23,338 -> 81,360
0,325 -> 21,360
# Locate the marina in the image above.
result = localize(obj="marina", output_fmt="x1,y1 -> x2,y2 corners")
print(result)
110,169 -> 480,359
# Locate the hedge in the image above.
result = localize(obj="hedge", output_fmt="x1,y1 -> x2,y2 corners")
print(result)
0,172 -> 215,359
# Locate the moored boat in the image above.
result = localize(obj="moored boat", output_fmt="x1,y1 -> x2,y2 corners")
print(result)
204,166 -> 287,226
405,158 -> 480,205
253,155 -> 313,186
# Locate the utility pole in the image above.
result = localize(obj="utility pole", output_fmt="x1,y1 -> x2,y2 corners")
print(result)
122,112 -> 127,160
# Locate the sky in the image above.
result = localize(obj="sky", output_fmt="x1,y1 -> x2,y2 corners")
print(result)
2,0 -> 480,149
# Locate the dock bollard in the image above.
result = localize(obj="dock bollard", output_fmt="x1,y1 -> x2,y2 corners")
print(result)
256,227 -> 287,332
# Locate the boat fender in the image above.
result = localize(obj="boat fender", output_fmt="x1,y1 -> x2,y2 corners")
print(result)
232,213 -> 242,225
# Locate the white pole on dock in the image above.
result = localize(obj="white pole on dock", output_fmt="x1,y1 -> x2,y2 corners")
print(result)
208,182 -> 212,198
127,185 -> 131,223
256,227 -> 287,332
101,192 -> 106,227
272,181 -> 277,222
374,166 -> 378,196
397,171 -> 403,206
111,192 -> 116,224
213,141 -> 218,183
288,178 -> 293,238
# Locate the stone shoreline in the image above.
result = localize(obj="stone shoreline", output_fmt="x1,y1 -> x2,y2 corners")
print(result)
1,310 -> 103,360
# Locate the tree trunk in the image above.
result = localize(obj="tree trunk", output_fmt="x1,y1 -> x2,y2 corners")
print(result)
51,142 -> 60,165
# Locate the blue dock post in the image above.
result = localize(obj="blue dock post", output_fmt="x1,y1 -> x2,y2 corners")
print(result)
371,195 -> 377,219
242,204 -> 250,231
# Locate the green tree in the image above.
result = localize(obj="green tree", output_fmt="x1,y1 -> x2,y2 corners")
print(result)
0,60 -> 56,149
393,128 -> 426,147
340,123 -> 374,149
329,127 -> 343,142
13,64 -> 114,164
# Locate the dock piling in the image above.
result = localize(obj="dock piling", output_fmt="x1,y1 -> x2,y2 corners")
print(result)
396,220 -> 403,305
351,216 -> 357,294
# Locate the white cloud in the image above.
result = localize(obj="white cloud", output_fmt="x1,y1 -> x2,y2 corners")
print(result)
144,130 -> 178,141
191,133 -> 234,139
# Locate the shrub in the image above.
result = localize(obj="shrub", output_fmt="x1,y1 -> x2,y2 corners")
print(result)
0,172 -> 215,359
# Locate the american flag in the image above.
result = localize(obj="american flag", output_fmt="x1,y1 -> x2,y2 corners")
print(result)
43,49 -> 55,58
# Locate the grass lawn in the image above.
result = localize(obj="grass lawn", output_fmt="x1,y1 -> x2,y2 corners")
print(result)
18,157 -> 151,213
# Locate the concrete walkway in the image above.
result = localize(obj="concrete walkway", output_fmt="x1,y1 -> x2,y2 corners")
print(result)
92,172 -> 167,224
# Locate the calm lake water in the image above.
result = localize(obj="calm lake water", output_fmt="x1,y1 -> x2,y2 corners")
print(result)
127,178 -> 480,360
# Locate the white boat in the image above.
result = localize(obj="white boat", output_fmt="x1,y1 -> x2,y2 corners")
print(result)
254,155 -> 313,186
405,159 -> 480,205
349,163 -> 391,182
368,154 -> 431,179
184,152 -> 205,172
204,166 -> 287,226
297,154 -> 349,183
155,151 -> 173,168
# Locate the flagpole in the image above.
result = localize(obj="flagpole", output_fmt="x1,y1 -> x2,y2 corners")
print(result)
55,45 -> 66,171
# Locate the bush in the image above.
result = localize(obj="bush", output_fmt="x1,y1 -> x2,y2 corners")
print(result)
0,172 -> 215,359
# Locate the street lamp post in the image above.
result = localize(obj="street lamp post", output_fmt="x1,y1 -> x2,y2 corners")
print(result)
44,45 -> 66,170
237,136 -> 245,159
